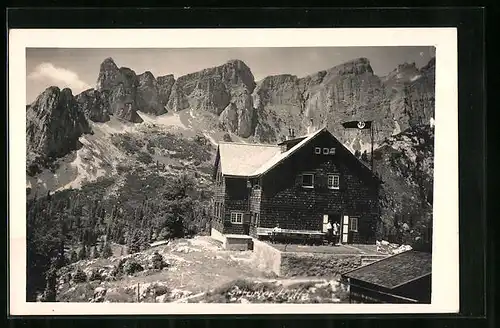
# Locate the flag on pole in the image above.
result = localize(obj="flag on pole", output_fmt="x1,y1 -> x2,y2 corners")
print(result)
341,120 -> 373,130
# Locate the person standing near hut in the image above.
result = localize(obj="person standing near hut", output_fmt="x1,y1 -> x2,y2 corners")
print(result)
271,223 -> 281,244
326,220 -> 333,245
332,221 -> 340,245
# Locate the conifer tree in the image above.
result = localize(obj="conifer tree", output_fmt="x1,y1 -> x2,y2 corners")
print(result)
78,245 -> 87,261
101,242 -> 113,259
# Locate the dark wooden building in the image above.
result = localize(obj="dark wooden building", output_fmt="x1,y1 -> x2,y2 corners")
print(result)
211,127 -> 381,244
341,250 -> 432,303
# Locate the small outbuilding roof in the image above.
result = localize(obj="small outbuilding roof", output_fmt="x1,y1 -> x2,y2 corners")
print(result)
342,250 -> 432,289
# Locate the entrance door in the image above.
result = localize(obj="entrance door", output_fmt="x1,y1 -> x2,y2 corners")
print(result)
243,213 -> 251,235
342,215 -> 349,244
322,214 -> 330,233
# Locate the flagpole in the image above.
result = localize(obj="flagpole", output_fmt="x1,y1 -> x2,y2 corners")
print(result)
370,122 -> 374,172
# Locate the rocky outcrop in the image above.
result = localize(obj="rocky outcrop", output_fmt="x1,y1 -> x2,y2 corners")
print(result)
95,57 -> 171,122
136,71 -> 166,116
157,74 -> 176,108
167,59 -> 256,137
75,88 -> 111,122
95,59 -> 142,123
26,86 -> 91,160
252,57 -> 435,148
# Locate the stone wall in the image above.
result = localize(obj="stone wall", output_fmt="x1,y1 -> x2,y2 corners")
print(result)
250,239 -> 362,277
251,239 -> 282,275
210,228 -> 225,243
280,252 -> 362,277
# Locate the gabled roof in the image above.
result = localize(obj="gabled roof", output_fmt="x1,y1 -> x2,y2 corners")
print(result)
215,127 -> 381,183
342,250 -> 432,289
251,127 -> 326,176
216,142 -> 281,176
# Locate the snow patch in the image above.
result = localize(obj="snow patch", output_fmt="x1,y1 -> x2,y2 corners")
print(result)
410,74 -> 422,82
136,111 -> 188,130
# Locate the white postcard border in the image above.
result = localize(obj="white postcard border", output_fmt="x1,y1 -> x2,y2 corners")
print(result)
9,27 -> 458,315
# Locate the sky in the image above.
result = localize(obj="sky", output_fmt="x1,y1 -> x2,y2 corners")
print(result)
26,46 -> 435,104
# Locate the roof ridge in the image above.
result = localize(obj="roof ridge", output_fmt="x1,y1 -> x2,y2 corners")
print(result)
249,127 -> 327,176
218,141 -> 280,147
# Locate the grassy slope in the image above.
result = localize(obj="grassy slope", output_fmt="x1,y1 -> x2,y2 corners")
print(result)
57,236 -> 349,303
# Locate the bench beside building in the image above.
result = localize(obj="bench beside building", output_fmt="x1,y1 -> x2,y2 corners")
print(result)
211,127 -> 381,246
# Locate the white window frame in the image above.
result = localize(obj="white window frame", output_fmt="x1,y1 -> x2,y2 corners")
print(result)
302,173 -> 314,188
314,147 -> 321,154
327,174 -> 340,190
349,217 -> 358,232
230,212 -> 244,224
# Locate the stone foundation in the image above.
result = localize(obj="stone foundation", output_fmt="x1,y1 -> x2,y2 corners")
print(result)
251,239 -> 362,277
211,229 -> 252,251
280,252 -> 362,277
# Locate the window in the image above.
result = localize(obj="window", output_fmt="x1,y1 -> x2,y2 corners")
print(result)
230,212 -> 244,224
315,147 -> 321,154
302,173 -> 314,188
349,217 -> 358,232
323,147 -> 330,155
327,174 -> 340,189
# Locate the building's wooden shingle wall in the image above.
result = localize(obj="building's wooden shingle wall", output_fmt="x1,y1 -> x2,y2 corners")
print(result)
212,161 -> 225,233
258,131 -> 379,243
222,177 -> 249,234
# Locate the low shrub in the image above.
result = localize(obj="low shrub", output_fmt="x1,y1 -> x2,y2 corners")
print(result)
72,268 -> 87,283
123,260 -> 144,275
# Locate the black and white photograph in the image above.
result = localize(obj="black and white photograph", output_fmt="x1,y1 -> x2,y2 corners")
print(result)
9,28 -> 459,315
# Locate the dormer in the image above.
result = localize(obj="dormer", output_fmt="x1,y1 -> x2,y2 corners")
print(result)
278,128 -> 305,152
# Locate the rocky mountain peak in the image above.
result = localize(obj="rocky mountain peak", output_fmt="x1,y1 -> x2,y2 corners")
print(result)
138,71 -> 157,89
421,57 -> 435,75
26,86 -> 91,162
157,74 -> 175,84
100,57 -> 118,70
327,57 -> 374,76
166,59 -> 257,137
75,88 -> 111,123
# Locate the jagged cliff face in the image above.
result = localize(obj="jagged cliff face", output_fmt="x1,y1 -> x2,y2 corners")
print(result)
27,55 -> 435,163
252,57 -> 435,148
26,87 -> 91,161
157,74 -> 176,109
32,56 -> 434,146
93,58 -> 174,122
75,88 -> 111,123
166,59 -> 256,137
